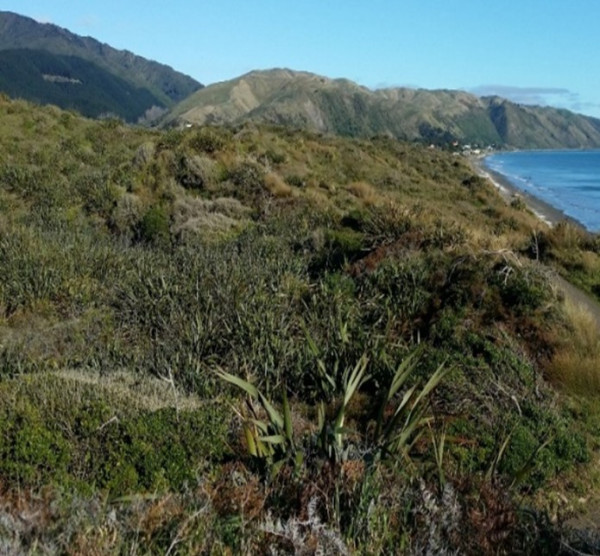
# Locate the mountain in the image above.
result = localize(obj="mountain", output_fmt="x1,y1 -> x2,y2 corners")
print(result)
164,68 -> 600,149
0,11 -> 203,121
0,49 -> 164,121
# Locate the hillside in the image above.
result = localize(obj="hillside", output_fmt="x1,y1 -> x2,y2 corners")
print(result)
0,11 -> 203,121
165,68 -> 600,149
2,96 -> 600,553
0,49 -> 164,121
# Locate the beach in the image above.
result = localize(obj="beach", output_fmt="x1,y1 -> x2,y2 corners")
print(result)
472,155 -> 600,331
471,156 -> 587,230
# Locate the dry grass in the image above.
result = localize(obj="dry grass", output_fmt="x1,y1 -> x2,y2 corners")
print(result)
580,250 -> 600,275
264,172 -> 293,197
549,222 -> 589,251
547,299 -> 600,395
52,369 -> 206,412
345,181 -> 378,205
171,196 -> 250,239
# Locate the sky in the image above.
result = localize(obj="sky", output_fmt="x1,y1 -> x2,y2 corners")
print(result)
5,1 -> 600,118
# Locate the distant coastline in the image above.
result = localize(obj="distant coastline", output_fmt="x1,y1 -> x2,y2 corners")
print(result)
472,155 -> 589,231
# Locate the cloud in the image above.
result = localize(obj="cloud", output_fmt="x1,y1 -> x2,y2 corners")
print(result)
469,85 -> 576,106
374,81 -> 420,90
569,100 -> 600,113
468,84 -> 600,118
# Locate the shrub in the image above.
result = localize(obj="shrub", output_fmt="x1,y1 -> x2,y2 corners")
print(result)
310,228 -> 366,274
137,205 -> 170,244
494,265 -> 548,314
228,162 -> 265,198
188,128 -> 226,153
176,152 -> 217,190
0,374 -> 229,495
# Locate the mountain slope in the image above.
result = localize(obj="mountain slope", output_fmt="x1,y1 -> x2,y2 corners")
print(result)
0,49 -> 163,121
485,96 -> 600,149
164,68 -> 600,149
0,11 -> 203,121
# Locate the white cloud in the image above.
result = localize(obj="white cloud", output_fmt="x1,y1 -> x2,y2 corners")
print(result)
469,85 -> 573,105
468,84 -> 600,118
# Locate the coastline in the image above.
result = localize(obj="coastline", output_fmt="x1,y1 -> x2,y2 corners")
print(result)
471,156 -> 588,231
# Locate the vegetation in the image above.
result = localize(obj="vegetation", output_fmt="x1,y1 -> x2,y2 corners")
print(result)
0,49 -> 166,122
1,95 -> 600,553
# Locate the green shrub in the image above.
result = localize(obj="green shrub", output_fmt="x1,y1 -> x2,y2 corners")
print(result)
495,266 -> 548,313
0,375 -> 230,495
187,128 -> 225,153
285,174 -> 306,188
0,400 -> 72,484
137,205 -> 170,244
227,162 -> 265,197
310,228 -> 365,274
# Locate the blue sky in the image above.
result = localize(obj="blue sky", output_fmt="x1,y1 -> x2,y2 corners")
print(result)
5,1 -> 600,117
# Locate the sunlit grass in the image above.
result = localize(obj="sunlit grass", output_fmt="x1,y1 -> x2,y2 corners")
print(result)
548,299 -> 600,395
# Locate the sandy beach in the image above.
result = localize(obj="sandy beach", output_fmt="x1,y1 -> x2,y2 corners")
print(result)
471,156 -> 587,230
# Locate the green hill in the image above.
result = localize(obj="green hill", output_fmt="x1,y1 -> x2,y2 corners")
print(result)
0,49 -> 165,121
485,95 -> 600,148
164,68 -> 600,149
2,95 -> 600,553
0,11 -> 203,121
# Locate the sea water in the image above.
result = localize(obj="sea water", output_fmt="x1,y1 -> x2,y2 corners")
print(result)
484,150 -> 600,232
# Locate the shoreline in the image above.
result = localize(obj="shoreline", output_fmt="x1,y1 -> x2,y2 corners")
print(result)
471,156 -> 588,231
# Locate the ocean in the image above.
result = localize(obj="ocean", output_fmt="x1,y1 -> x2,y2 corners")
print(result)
484,150 -> 600,233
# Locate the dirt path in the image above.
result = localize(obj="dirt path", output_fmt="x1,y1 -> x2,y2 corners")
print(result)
551,273 -> 600,543
553,274 -> 600,329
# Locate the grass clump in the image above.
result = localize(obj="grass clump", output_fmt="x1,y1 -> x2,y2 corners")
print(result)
547,299 -> 600,395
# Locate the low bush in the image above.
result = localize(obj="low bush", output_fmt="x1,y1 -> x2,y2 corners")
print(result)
0,374 -> 229,496
137,204 -> 170,244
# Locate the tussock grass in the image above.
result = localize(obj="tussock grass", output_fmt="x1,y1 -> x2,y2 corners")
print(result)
171,196 -> 250,239
264,171 -> 293,197
345,180 -> 378,204
53,369 -> 205,412
548,299 -> 600,395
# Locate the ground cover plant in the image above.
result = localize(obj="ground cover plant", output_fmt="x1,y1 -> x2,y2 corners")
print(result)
1,95 -> 600,553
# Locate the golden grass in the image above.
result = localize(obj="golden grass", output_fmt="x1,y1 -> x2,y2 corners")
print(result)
547,299 -> 600,395
52,369 -> 206,412
264,172 -> 293,197
580,250 -> 600,275
549,221 -> 589,250
171,196 -> 250,239
345,181 -> 378,204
